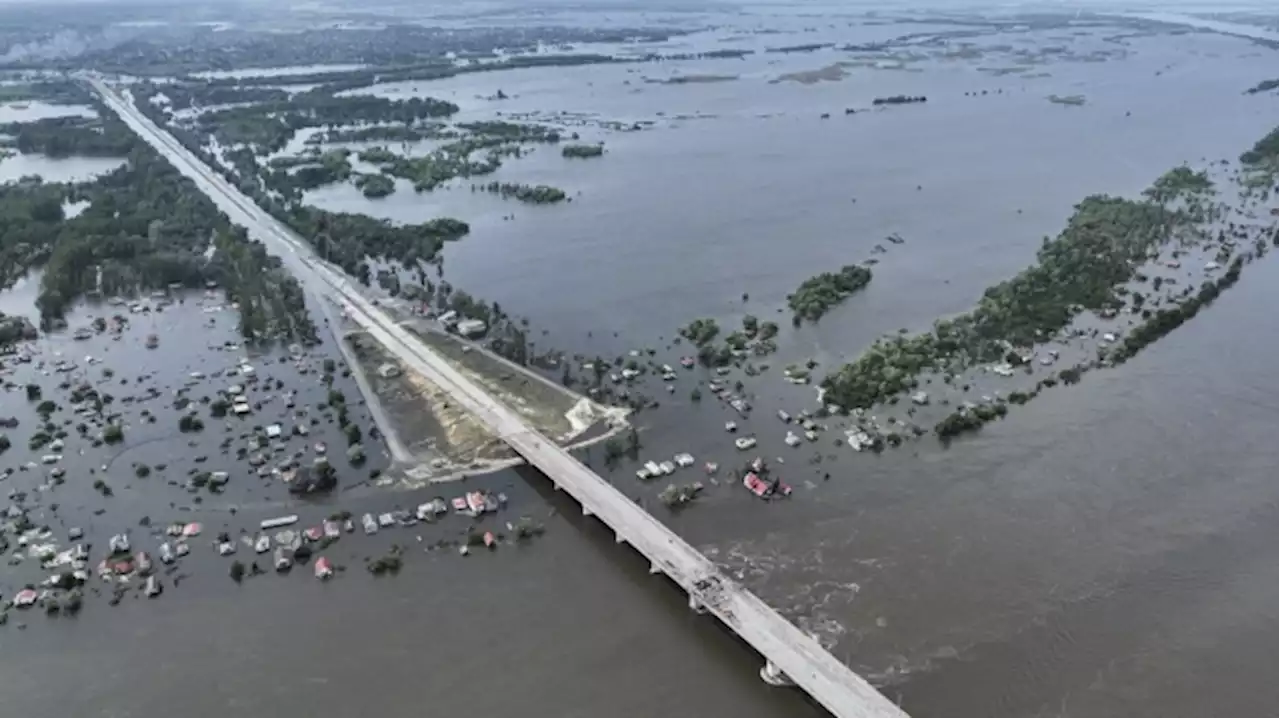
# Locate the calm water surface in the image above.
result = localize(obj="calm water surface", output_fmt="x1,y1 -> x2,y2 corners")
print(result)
0,10 -> 1275,718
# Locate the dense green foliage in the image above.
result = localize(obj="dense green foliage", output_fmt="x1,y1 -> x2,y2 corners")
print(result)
679,318 -> 720,345
185,92 -> 459,153
1143,166 -> 1213,203
307,124 -> 451,145
479,182 -> 566,204
1239,126 -> 1280,168
821,192 -> 1189,410
282,207 -> 468,276
787,264 -> 872,322
1244,79 -> 1279,94
354,173 -> 396,198
0,116 -> 137,158
158,84 -> 291,111
562,143 -> 605,158
1109,257 -> 1244,364
0,105 -> 316,342
934,402 -> 1008,439
264,148 -> 353,194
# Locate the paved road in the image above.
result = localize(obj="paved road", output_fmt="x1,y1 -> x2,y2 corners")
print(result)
89,78 -> 910,718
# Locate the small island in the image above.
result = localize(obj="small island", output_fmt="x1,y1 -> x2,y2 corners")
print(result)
354,173 -> 396,198
787,264 -> 873,322
1047,94 -> 1086,106
872,95 -> 927,105
479,182 -> 567,204
562,143 -> 605,159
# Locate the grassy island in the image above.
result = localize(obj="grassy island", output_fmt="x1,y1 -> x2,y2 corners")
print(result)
562,143 -> 605,158
479,182 -> 566,204
354,173 -> 396,198
820,177 -> 1211,410
787,264 -> 872,322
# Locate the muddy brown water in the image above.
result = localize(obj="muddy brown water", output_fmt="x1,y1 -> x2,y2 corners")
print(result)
0,9 -> 1276,718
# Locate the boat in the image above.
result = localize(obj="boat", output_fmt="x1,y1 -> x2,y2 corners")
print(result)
174,542 -> 190,557
274,547 -> 293,572
643,460 -> 662,476
323,520 -> 341,538
314,442 -> 327,454
218,541 -> 236,556
777,410 -> 792,423
73,328 -> 93,341
483,494 -> 500,513
483,531 -> 496,549
734,437 -> 757,451
314,557 -> 334,580
658,460 -> 676,475
466,492 -> 487,514
377,513 -> 395,527
158,542 -> 175,564
145,575 -> 162,597
784,431 -> 802,447
303,526 -> 324,542
260,515 -> 299,530
254,535 -> 271,553
182,522 -> 202,537
673,453 -> 695,467
704,462 -> 719,474
451,496 -> 469,513
680,356 -> 695,368
725,421 -> 737,433
361,513 -> 378,535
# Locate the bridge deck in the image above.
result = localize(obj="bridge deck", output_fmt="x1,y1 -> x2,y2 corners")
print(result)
92,77 -> 908,718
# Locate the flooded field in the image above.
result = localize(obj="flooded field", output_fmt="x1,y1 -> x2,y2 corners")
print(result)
0,6 -> 1276,718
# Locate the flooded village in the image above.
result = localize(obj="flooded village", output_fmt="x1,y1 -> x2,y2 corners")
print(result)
0,3 -> 1276,718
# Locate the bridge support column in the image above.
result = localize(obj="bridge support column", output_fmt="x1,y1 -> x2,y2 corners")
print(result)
649,563 -> 662,575
615,532 -> 625,545
582,506 -> 593,518
688,594 -> 707,615
759,660 -> 795,687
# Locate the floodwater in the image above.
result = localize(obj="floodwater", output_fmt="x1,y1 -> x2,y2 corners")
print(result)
191,64 -> 370,81
1,9 -> 1277,718
0,153 -> 124,183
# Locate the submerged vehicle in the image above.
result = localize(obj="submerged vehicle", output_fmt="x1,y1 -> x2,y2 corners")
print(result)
274,547 -> 293,572
361,513 -> 378,535
314,557 -> 334,580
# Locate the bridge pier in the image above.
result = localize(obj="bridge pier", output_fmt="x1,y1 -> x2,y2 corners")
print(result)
649,562 -> 662,575
615,532 -> 625,545
583,506 -> 593,517
760,660 -> 795,687
688,594 -> 707,614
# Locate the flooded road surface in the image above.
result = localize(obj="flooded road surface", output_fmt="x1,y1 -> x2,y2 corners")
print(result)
0,8 -> 1276,718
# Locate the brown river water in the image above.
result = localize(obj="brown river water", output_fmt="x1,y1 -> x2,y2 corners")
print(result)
0,7 -> 1275,718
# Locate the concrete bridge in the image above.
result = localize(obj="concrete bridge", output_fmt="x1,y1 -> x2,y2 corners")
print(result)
89,76 -> 910,718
